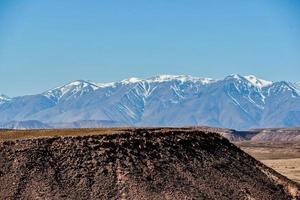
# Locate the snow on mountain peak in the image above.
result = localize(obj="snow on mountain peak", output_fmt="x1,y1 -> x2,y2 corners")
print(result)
149,75 -> 187,82
121,77 -> 142,84
225,74 -> 243,80
54,80 -> 99,91
244,75 -> 273,89
96,77 -> 142,87
295,82 -> 300,94
97,82 -> 117,88
147,75 -> 215,84
69,80 -> 88,87
44,80 -> 99,103
0,94 -> 10,104
225,74 -> 273,88
0,94 -> 9,100
95,75 -> 215,88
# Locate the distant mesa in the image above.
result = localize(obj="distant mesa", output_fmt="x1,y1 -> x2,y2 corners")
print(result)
0,120 -> 51,130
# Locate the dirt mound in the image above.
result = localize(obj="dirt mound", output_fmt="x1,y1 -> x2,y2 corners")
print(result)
0,129 -> 299,200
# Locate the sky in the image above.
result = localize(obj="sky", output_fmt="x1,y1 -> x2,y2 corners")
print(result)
0,0 -> 299,97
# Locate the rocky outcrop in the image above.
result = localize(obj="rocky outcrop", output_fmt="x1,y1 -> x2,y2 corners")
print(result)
0,129 -> 299,199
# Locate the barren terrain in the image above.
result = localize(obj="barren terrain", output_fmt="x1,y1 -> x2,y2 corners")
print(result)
238,142 -> 300,183
0,128 -> 299,199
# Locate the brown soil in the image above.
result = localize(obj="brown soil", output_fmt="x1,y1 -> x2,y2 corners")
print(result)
0,128 -> 299,200
238,141 -> 300,184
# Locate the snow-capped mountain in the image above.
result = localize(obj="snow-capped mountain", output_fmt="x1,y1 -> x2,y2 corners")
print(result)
0,75 -> 299,130
244,75 -> 273,89
43,80 -> 99,104
295,82 -> 300,92
0,94 -> 10,105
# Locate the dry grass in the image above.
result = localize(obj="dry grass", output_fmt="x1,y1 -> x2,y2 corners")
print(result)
238,142 -> 300,183
237,142 -> 300,160
261,159 -> 300,184
0,127 -> 197,142
0,128 -> 127,141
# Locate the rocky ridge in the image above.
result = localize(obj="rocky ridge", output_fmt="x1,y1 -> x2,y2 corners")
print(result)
0,128 -> 299,199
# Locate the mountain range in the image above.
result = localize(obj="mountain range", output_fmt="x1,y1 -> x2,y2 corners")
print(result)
0,74 -> 300,130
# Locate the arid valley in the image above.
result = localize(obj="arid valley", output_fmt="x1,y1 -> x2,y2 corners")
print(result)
239,141 -> 300,183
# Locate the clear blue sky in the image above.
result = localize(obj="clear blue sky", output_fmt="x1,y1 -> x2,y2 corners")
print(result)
0,0 -> 299,97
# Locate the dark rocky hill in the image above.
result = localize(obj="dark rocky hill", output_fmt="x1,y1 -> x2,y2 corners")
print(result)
0,128 -> 299,199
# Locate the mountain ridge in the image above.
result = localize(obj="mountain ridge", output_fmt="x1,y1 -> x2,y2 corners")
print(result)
0,74 -> 299,130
